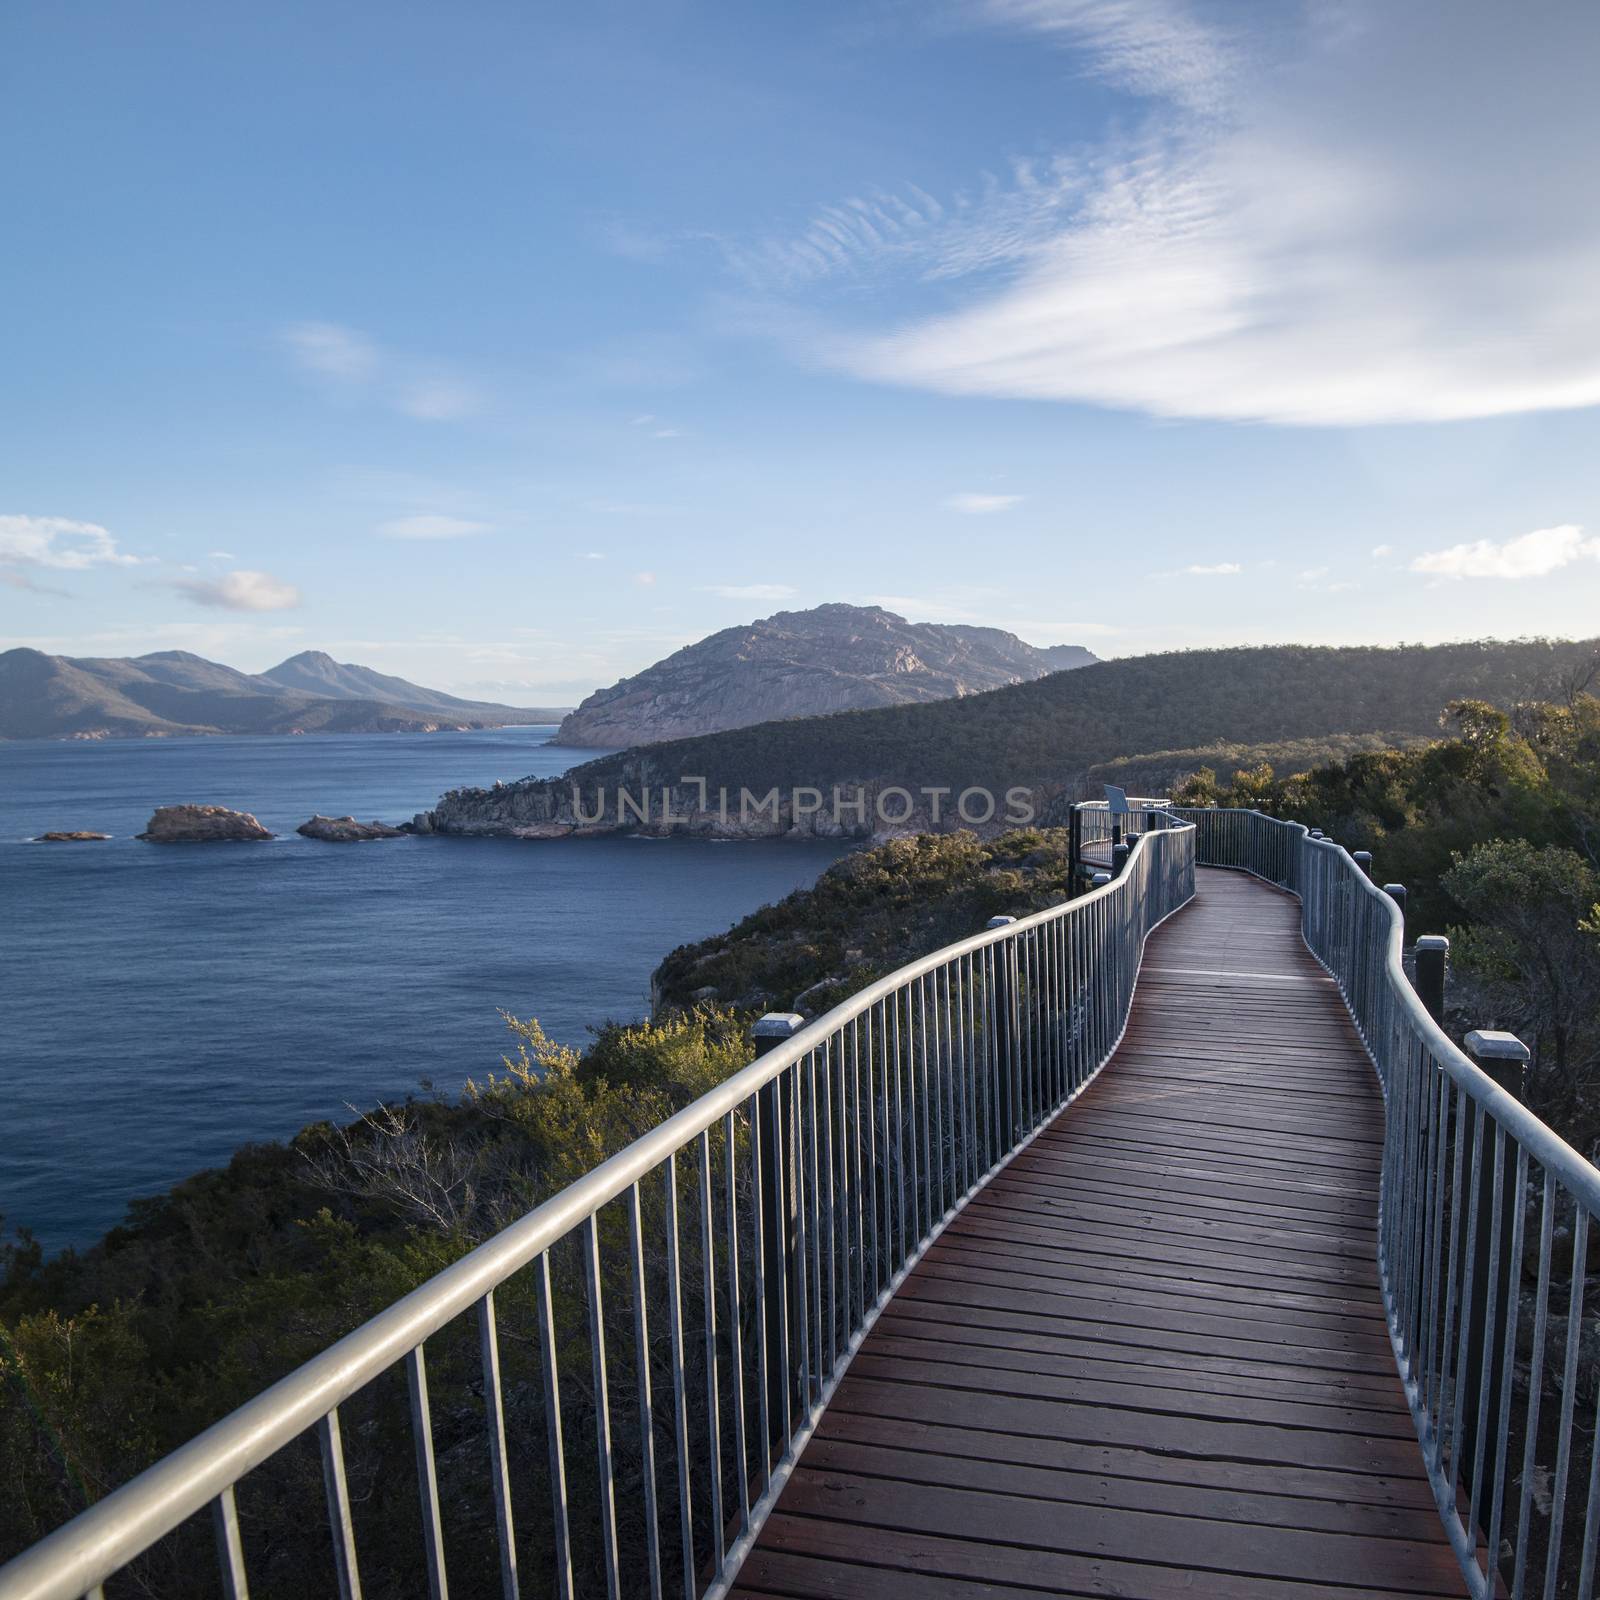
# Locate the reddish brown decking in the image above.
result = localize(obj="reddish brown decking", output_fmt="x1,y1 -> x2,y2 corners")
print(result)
731,868 -> 1462,1600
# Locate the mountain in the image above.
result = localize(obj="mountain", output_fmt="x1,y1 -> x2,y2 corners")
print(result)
257,651 -> 558,719
0,648 -> 569,740
417,636 -> 1600,839
554,603 -> 1098,747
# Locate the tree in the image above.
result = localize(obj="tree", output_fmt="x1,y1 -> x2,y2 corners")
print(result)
1442,839 -> 1600,1133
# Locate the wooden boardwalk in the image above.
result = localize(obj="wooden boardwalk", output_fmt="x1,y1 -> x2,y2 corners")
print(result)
732,868 -> 1462,1600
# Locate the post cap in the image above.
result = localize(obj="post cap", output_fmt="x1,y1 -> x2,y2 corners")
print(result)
986,914 -> 1017,929
752,1012 -> 805,1040
1415,935 -> 1450,953
1091,872 -> 1112,886
1353,850 -> 1373,862
1465,1029 -> 1531,1064
1383,883 -> 1405,895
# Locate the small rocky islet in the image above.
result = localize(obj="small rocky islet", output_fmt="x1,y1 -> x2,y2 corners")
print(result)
138,804 -> 275,842
35,831 -> 112,842
122,805 -> 408,843
296,815 -> 406,842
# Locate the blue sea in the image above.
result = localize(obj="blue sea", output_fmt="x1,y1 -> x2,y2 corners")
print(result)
1,730 -> 846,1254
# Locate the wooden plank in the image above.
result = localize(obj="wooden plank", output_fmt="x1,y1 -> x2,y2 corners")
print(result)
734,866 -> 1462,1597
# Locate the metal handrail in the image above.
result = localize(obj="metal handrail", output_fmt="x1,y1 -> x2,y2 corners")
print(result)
0,823 -> 1197,1600
1174,805 -> 1600,1600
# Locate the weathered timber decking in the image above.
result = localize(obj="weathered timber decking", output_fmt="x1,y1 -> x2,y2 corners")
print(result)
732,867 -> 1462,1600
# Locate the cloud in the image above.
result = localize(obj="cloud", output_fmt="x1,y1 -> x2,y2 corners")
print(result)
396,380 -> 479,421
280,322 -> 480,421
945,492 -> 1023,514
2,569 -> 71,597
775,2 -> 1600,427
282,321 -> 378,381
173,570 -> 303,612
703,584 -> 798,601
1371,544 -> 1394,559
633,571 -> 658,587
208,550 -> 237,561
1410,524 -> 1599,581
0,514 -> 141,570
582,551 -> 607,560
976,0 -> 1236,113
1183,561 -> 1242,575
376,515 -> 490,541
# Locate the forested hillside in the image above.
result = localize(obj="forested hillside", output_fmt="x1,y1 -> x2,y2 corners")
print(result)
564,638 -> 1598,795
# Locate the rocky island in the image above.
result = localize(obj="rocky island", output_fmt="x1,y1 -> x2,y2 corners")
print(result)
35,831 -> 111,842
297,815 -> 406,842
138,805 -> 274,842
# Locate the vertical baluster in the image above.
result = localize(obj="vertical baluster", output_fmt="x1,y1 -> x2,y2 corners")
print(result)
819,1039 -> 838,1378
318,1408 -> 363,1600
1446,1100 -> 1485,1496
747,1089 -> 772,1483
850,1015 -> 867,1327
696,1131 -> 725,1570
1484,1142 -> 1527,1591
406,1345 -> 450,1600
478,1291 -> 521,1600
1543,1210 -> 1590,1600
626,1185 -> 663,1600
918,974 -> 933,1241
1511,1172 -> 1555,1600
212,1486 -> 249,1600
585,1216 -> 622,1600
722,1109 -> 751,1538
662,1153 -> 695,1597
805,1049 -> 824,1403
534,1254 -> 574,1600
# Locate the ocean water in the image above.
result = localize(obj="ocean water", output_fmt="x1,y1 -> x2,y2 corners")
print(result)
1,730 -> 846,1253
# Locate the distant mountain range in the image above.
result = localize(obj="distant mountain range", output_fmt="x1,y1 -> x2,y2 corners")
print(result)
556,602 -> 1097,747
0,648 -> 569,740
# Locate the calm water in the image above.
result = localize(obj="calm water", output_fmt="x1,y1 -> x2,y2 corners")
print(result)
1,730 -> 846,1253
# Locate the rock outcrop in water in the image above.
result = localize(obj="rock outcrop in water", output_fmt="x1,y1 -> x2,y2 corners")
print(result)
555,603 -> 1096,748
36,831 -> 111,841
139,805 -> 274,842
297,815 -> 406,841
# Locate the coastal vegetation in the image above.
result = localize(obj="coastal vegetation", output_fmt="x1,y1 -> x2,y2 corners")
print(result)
1175,690 -> 1600,1152
420,638 -> 1600,838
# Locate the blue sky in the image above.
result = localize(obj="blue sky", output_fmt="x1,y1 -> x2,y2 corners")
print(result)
3,0 -> 1598,703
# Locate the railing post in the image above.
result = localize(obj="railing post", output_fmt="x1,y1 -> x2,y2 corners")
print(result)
752,1012 -> 803,1457
1352,849 -> 1374,879
1090,871 -> 1111,887
986,917 -> 1018,1151
1069,805 -> 1082,886
1414,935 -> 1448,1024
1111,839 -> 1130,876
1460,1029 -> 1531,1533
1383,883 -> 1406,944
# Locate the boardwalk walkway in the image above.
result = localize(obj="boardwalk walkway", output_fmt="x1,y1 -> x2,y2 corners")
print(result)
732,868 -> 1463,1600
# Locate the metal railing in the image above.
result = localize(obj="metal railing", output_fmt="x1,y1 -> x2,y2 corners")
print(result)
1175,805 -> 1600,1600
0,823 -> 1197,1600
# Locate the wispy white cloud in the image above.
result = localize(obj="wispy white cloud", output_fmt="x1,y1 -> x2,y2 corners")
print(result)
1371,544 -> 1394,559
945,492 -> 1024,514
975,0 -> 1237,113
703,584 -> 798,601
376,515 -> 490,541
281,322 -> 481,421
633,571 -> 658,587
756,2 -> 1600,427
0,514 -> 141,571
1,569 -> 72,597
173,570 -> 303,612
1183,561 -> 1242,576
1410,524 -> 1599,581
208,549 -> 237,561
282,322 -> 377,381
